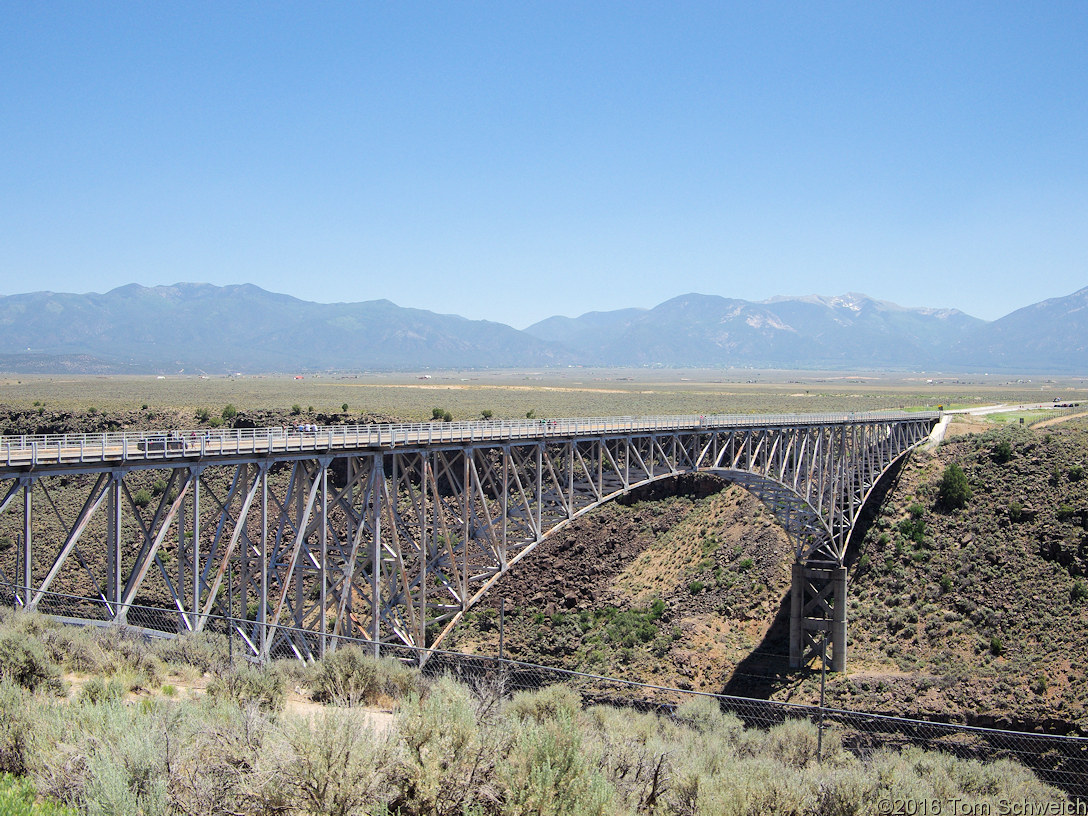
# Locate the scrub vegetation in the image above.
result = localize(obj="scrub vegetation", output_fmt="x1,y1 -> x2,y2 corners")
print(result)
0,369 -> 1067,425
0,612 -> 1067,814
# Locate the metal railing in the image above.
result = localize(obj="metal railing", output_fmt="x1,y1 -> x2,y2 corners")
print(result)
0,409 -> 939,468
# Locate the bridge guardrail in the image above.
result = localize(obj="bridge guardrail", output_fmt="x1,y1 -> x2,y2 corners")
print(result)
0,410 -> 940,469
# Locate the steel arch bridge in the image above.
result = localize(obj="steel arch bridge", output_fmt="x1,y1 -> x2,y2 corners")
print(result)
0,410 -> 938,671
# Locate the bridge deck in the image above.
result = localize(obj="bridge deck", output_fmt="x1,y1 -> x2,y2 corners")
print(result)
2,410 -> 935,470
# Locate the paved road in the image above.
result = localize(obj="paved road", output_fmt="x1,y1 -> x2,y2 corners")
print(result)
924,402 -> 1083,449
947,401 -> 1080,416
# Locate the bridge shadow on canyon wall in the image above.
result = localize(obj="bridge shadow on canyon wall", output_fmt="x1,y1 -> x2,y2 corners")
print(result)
721,453 -> 911,699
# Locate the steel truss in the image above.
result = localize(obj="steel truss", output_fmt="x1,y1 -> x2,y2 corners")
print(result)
0,412 -> 937,670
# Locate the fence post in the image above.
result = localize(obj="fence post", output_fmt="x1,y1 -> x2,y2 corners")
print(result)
818,634 -> 827,763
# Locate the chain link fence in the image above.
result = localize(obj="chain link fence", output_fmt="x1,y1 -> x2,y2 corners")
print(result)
3,581 -> 1086,799
1028,404 -> 1086,427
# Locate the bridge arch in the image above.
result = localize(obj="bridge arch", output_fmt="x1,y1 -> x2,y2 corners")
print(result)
432,450 -> 915,670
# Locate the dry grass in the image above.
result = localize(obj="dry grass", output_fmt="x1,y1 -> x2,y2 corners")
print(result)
3,369 -> 1078,421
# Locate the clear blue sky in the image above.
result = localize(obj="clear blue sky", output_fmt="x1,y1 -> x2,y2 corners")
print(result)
2,2 -> 1085,328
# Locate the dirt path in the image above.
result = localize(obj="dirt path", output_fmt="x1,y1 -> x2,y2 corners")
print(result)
63,670 -> 397,732
1032,411 -> 1088,429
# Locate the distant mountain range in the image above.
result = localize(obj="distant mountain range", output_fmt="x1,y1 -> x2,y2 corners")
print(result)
0,283 -> 1085,374
526,293 -> 985,369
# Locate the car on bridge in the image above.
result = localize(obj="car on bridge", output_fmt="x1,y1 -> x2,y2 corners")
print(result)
137,435 -> 186,453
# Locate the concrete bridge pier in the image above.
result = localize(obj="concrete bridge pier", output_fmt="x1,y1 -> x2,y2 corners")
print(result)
789,562 -> 848,671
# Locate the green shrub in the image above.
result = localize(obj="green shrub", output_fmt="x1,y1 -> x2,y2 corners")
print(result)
311,645 -> 420,708
597,607 -> 661,647
394,675 -> 494,816
132,488 -> 152,508
1069,464 -> 1084,481
221,404 -> 237,420
753,718 -> 835,769
989,636 -> 1004,657
688,580 -> 705,595
91,627 -> 161,686
866,746 -> 1059,805
194,407 -> 210,422
281,708 -> 393,815
311,646 -> 381,707
992,439 -> 1013,463
15,610 -> 1088,816
290,404 -> 302,415
207,663 -> 286,713
159,701 -> 289,814
152,631 -> 229,674
2,601 -> 45,632
341,403 -> 349,412
0,774 -> 78,815
0,631 -> 64,694
77,677 -> 127,706
35,700 -> 171,816
897,516 -> 926,543
1071,580 -> 1088,603
937,463 -> 971,510
0,682 -> 32,774
673,694 -> 744,741
38,625 -> 109,675
499,711 -> 614,816
507,684 -> 582,723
